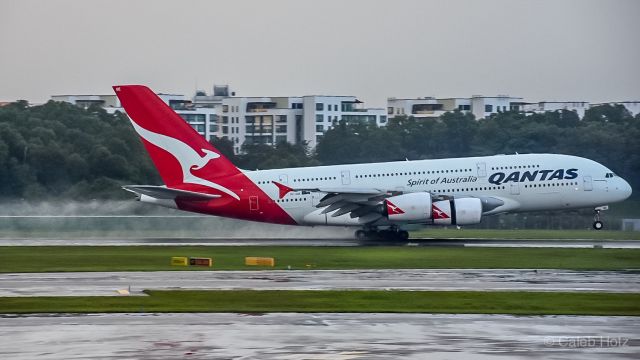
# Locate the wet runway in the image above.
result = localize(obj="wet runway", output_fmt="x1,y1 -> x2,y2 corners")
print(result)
0,313 -> 637,359
1,237 -> 639,247
2,269 -> 638,296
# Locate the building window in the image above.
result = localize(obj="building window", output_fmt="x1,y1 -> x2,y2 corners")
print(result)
316,135 -> 323,143
209,124 -> 218,132
316,125 -> 324,132
316,114 -> 323,122
222,126 -> 228,134
380,116 -> 387,123
276,115 -> 287,123
275,135 -> 287,143
316,103 -> 324,111
222,105 -> 229,113
222,116 -> 229,124
387,107 -> 393,115
179,113 -> 206,123
485,104 -> 493,112
276,125 -> 287,133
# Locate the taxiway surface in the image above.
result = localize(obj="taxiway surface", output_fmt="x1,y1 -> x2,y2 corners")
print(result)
1,313 -> 637,359
2,269 -> 638,296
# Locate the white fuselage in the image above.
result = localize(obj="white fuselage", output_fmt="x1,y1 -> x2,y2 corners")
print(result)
244,154 -> 632,227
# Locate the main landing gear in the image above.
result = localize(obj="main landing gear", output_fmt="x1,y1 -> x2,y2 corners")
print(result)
355,226 -> 410,241
592,206 -> 608,230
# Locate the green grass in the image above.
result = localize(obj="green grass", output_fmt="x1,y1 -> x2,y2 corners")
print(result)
0,246 -> 639,272
412,228 -> 640,240
1,290 -> 638,316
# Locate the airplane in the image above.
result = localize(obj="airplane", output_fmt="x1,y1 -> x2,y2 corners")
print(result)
113,85 -> 633,240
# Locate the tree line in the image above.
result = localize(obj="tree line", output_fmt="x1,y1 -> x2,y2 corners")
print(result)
0,100 -> 638,201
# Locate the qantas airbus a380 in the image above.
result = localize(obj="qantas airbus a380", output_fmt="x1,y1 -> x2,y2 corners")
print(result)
114,85 -> 632,240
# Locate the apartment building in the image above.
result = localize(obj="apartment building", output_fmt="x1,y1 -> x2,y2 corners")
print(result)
521,101 -> 589,118
387,95 -> 522,120
221,95 -> 386,152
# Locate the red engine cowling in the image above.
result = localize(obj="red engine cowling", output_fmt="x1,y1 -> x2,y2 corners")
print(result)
385,193 -> 483,225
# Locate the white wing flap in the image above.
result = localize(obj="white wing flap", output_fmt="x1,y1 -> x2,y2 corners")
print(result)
122,185 -> 221,201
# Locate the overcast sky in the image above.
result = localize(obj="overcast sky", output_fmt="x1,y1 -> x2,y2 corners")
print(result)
1,0 -> 638,107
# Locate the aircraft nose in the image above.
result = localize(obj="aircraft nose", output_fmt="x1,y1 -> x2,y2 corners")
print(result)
618,178 -> 632,200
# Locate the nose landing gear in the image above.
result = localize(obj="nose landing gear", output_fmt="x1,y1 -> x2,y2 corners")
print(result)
593,205 -> 608,230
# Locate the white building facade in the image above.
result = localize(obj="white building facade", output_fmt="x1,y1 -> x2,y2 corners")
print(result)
522,101 -> 589,118
387,95 -> 521,120
471,95 -> 523,120
387,97 -> 446,119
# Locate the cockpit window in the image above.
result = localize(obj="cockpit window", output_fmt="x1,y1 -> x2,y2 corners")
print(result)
605,172 -> 616,178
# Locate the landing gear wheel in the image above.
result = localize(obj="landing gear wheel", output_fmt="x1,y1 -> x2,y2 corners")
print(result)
398,230 -> 409,241
355,230 -> 368,240
592,208 -> 605,231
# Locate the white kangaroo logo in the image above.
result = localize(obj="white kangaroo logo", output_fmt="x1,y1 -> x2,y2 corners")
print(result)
432,206 -> 447,218
130,120 -> 240,200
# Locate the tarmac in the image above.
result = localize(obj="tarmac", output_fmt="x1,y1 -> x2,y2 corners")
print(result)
1,237 -> 639,247
1,313 -> 637,359
1,235 -> 638,358
2,269 -> 638,296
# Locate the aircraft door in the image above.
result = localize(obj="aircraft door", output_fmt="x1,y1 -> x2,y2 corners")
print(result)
341,170 -> 351,185
476,162 -> 487,177
583,176 -> 593,191
249,196 -> 259,211
510,183 -> 520,195
278,174 -> 288,184
594,180 -> 608,192
311,192 -> 321,207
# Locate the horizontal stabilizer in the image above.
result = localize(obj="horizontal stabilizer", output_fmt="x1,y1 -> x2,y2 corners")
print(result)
122,185 -> 221,201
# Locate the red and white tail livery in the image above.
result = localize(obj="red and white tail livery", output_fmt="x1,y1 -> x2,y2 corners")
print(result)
114,85 -> 632,240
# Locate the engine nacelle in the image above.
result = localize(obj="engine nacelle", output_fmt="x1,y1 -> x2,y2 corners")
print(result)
384,193 -> 483,225
432,198 -> 482,225
384,192 -> 433,222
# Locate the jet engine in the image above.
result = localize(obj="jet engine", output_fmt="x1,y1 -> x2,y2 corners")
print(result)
384,193 -> 482,225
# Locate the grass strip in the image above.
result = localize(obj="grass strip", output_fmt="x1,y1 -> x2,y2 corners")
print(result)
1,246 -> 639,273
1,290 -> 638,316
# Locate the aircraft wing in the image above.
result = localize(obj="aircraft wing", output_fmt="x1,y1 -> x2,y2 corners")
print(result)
272,181 -> 505,224
273,181 -> 396,224
123,185 -> 221,201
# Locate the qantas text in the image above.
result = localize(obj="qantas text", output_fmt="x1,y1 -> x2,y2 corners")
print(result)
489,168 -> 578,185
